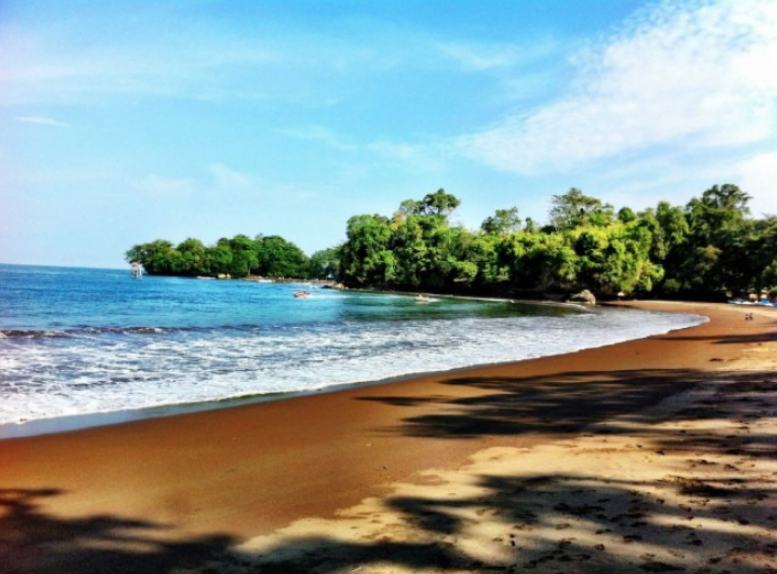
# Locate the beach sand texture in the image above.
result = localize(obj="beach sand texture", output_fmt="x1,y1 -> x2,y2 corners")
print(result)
0,301 -> 775,573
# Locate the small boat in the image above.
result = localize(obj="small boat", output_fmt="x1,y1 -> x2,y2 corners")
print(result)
294,290 -> 311,299
415,293 -> 437,304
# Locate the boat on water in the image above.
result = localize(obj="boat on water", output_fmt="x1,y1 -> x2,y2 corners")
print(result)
415,294 -> 438,304
294,290 -> 311,299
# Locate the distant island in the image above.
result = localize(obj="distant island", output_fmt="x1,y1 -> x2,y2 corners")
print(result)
127,184 -> 777,302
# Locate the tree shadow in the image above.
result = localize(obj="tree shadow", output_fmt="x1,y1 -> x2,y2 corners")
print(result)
247,468 -> 776,573
246,373 -> 777,573
667,330 -> 777,345
5,371 -> 775,573
649,377 -> 777,460
359,368 -> 709,439
377,470 -> 777,573
0,488 -> 241,574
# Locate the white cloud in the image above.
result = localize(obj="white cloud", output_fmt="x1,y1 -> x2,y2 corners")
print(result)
13,115 -> 69,127
458,0 -> 777,173
736,150 -> 777,216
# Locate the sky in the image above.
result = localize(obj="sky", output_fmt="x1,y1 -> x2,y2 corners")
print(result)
1,0 -> 776,269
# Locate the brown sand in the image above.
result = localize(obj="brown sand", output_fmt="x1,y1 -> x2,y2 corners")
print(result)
0,301 -> 775,573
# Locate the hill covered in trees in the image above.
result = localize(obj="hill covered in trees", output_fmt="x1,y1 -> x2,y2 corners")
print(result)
125,234 -> 338,280
126,184 -> 776,300
338,185 -> 776,300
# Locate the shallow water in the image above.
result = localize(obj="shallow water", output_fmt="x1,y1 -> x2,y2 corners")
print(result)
0,264 -> 706,435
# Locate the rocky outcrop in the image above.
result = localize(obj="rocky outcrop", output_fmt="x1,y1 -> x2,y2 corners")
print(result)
569,289 -> 596,305
322,283 -> 347,290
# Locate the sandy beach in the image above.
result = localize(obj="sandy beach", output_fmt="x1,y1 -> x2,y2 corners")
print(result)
1,301 -> 775,573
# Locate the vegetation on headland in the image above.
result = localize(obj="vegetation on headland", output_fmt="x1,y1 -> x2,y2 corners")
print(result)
126,184 -> 777,300
340,185 -> 777,300
125,234 -> 339,280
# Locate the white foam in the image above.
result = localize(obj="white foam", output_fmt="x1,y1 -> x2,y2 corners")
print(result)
0,308 -> 706,426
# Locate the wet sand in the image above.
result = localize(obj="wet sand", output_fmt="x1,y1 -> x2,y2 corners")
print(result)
1,301 -> 775,573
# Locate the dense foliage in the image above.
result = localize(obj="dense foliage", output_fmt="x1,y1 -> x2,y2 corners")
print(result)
127,183 -> 776,300
126,234 -> 333,279
338,185 -> 777,300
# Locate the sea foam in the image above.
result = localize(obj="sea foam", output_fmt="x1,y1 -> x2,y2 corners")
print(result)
0,304 -> 705,427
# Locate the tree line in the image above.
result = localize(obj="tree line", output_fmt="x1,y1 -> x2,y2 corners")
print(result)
338,185 -> 776,300
125,234 -> 339,280
126,184 -> 776,300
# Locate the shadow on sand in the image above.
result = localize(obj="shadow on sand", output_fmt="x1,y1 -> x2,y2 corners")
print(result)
0,488 -> 240,574
245,370 -> 777,573
359,366 -> 717,439
3,368 -> 776,573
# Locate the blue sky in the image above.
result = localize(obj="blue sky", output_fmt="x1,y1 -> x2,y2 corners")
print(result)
2,0 -> 776,269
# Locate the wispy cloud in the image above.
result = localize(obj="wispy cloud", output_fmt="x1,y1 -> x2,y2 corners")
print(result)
0,8 -> 412,108
457,0 -> 777,174
436,42 -> 524,70
275,125 -> 355,151
436,39 -> 557,72
13,115 -> 69,127
135,164 -> 263,202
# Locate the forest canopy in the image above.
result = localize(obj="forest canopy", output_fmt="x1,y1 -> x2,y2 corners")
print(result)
127,184 -> 777,300
125,234 -> 338,280
337,185 -> 776,300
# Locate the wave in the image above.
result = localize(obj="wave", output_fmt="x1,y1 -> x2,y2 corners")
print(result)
0,326 -> 171,339
0,308 -> 708,432
0,322 -> 340,339
0,329 -> 74,339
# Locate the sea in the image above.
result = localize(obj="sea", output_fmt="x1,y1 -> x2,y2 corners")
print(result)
0,264 -> 707,438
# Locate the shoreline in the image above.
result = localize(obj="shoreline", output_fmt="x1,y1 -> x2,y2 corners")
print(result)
1,301 -> 775,573
0,299 -> 704,440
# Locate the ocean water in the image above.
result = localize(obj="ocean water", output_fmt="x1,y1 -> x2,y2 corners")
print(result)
0,264 -> 706,437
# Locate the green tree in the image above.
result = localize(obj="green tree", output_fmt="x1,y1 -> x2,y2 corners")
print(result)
419,188 -> 461,217
678,184 -> 753,296
481,207 -> 521,235
498,231 -> 577,291
125,239 -> 179,275
549,188 -> 614,231
339,214 -> 395,285
255,235 -> 310,278
308,247 -> 341,279
224,234 -> 259,277
176,238 -> 209,276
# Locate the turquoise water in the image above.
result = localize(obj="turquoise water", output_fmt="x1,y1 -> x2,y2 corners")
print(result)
0,264 -> 705,436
